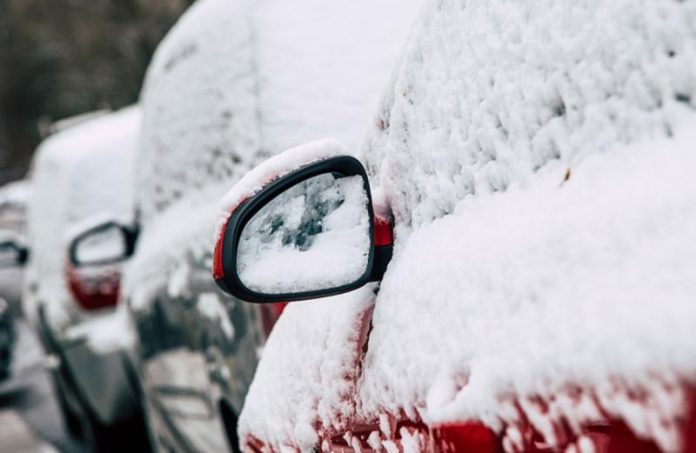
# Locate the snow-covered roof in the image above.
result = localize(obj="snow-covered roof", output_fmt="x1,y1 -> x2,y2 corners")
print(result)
252,0 -> 422,154
136,0 -> 424,226
239,0 -> 696,450
25,106 -> 140,328
137,0 -> 259,225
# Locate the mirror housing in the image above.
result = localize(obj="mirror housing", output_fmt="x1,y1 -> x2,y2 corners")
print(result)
0,235 -> 29,268
68,221 -> 138,268
214,155 -> 393,303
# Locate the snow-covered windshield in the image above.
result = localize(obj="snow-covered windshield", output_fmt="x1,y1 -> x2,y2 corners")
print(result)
237,174 -> 370,294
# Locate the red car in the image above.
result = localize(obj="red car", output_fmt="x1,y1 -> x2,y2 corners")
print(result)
213,1 -> 696,451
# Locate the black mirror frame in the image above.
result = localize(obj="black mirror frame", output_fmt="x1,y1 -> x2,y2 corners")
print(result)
68,221 -> 139,267
216,156 -> 378,303
0,238 -> 29,267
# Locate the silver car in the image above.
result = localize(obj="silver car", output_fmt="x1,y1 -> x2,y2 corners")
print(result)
24,107 -> 151,453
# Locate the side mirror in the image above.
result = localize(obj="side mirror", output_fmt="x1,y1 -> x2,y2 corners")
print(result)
214,153 -> 393,304
69,221 -> 138,267
0,235 -> 28,268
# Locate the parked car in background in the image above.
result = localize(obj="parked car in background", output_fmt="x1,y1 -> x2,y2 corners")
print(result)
0,179 -> 31,316
24,106 -> 150,453
121,0 -> 422,451
0,215 -> 29,381
214,1 -> 696,452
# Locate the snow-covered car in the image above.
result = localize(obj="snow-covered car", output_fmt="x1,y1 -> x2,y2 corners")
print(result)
24,106 -> 150,453
0,180 -> 31,315
214,1 -> 696,452
122,0 -> 422,451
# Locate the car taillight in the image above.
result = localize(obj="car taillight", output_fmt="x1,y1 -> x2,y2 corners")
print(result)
66,265 -> 121,311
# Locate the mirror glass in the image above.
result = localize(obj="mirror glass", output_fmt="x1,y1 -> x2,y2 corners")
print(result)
237,173 -> 371,295
74,224 -> 127,266
0,241 -> 22,268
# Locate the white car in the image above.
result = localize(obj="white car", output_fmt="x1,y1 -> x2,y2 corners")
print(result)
121,0 -> 423,451
24,107 -> 150,453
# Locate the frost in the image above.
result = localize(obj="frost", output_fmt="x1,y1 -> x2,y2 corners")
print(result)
238,174 -> 370,294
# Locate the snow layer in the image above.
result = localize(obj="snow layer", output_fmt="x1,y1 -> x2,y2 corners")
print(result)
358,124 -> 696,450
238,174 -> 370,294
0,180 -> 31,215
363,0 -> 696,230
125,184 -> 223,312
238,285 -> 377,449
251,0 -> 423,154
239,0 -> 696,450
24,106 -> 140,329
136,0 -> 260,225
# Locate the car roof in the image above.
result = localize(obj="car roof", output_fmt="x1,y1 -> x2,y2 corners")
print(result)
136,0 -> 423,225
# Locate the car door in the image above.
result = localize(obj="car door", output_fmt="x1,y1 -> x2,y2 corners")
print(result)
132,253 -> 229,452
132,245 -> 276,452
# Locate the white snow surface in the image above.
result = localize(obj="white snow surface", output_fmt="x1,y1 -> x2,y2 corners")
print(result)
24,106 -> 140,329
137,0 -> 260,225
239,0 -> 696,450
252,0 -> 423,154
238,174 -> 370,294
125,185 -> 223,312
238,285 -> 378,449
137,0 -> 422,227
0,180 -> 31,212
358,125 -> 696,442
362,0 -> 696,230
64,304 -> 135,354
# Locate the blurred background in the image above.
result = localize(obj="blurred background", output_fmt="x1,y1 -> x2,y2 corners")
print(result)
0,3 -> 191,451
0,0 -> 193,184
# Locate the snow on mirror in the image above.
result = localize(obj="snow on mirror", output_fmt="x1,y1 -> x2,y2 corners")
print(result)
237,174 -> 370,295
74,225 -> 127,266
